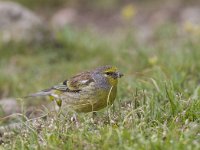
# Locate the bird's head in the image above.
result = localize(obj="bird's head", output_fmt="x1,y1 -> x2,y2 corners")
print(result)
95,65 -> 123,86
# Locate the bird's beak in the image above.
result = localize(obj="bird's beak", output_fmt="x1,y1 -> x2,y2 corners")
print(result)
117,72 -> 124,78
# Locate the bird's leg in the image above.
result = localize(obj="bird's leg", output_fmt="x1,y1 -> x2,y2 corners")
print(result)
70,113 -> 79,128
90,111 -> 98,124
92,112 -> 97,118
57,105 -> 62,118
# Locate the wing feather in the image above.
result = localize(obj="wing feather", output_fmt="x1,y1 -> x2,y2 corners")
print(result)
66,71 -> 94,91
51,71 -> 94,92
26,71 -> 94,98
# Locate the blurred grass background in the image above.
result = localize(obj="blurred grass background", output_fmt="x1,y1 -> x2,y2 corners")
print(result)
0,0 -> 200,149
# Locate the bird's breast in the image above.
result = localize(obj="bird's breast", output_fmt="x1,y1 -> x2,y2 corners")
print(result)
60,83 -> 117,112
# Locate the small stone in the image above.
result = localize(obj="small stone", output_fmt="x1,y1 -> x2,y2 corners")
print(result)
0,98 -> 20,116
0,2 -> 50,43
51,8 -> 77,30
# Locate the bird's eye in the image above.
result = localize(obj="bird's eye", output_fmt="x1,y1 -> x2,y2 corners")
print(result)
63,80 -> 67,85
105,72 -> 114,76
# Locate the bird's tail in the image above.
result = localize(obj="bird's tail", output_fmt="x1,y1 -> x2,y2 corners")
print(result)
25,88 -> 52,98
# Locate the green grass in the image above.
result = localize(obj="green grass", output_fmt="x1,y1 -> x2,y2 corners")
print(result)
0,25 -> 200,150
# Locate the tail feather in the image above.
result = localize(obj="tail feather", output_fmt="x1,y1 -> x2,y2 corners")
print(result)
25,89 -> 52,98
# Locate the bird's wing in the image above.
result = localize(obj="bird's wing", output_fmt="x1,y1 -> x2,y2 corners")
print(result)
51,84 -> 68,91
25,72 -> 94,98
39,72 -> 94,93
64,71 -> 95,91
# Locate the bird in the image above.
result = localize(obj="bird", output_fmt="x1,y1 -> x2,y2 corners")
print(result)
26,65 -> 123,113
